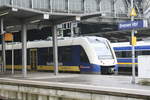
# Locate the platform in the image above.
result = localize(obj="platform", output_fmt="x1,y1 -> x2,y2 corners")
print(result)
0,72 -> 150,100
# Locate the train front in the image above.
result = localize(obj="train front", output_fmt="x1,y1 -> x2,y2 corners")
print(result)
80,37 -> 118,74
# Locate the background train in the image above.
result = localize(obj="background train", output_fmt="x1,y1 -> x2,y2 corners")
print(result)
1,36 -> 118,74
112,41 -> 150,73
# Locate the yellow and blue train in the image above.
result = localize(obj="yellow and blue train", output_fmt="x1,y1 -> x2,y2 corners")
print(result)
2,36 -> 118,74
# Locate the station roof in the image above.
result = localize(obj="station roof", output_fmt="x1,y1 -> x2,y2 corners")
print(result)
0,5 -> 76,26
0,5 -> 101,27
1,5 -> 149,42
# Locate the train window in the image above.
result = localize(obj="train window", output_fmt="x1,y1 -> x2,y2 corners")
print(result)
142,51 -> 150,55
135,51 -> 142,57
14,50 -> 22,65
27,50 -> 30,65
58,47 -> 63,63
115,51 -> 131,58
38,48 -> 48,65
80,47 -> 89,63
0,51 -> 2,64
6,50 -> 12,65
115,51 -> 122,58
62,46 -> 72,62
47,47 -> 53,63
122,51 -> 131,58
94,44 -> 113,59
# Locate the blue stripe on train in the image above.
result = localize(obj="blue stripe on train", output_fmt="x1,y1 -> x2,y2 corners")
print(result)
114,45 -> 150,51
117,58 -> 138,63
79,62 -> 100,73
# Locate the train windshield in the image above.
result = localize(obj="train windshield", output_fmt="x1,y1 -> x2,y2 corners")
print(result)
88,38 -> 113,59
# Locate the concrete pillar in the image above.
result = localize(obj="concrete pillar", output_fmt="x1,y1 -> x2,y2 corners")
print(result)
52,25 -> 58,75
50,0 -> 53,13
30,0 -> 33,8
21,23 -> 27,77
95,0 -> 101,12
38,95 -> 43,100
27,94 -> 32,100
10,0 -> 14,5
17,92 -> 22,100
65,0 -> 69,12
1,18 -> 6,72
111,0 -> 116,17
81,0 -> 85,13
67,0 -> 70,13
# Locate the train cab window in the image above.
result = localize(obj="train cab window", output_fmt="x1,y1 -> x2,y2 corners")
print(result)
80,47 -> 89,63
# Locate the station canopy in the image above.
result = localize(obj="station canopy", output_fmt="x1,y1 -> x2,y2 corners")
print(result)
0,5 -> 101,27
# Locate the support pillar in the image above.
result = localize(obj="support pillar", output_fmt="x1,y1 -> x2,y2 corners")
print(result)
95,0 -> 101,12
81,0 -> 85,13
21,23 -> 27,77
1,18 -> 6,72
111,0 -> 116,17
52,25 -> 58,75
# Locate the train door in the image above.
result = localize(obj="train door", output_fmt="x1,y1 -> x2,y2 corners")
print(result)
30,49 -> 38,71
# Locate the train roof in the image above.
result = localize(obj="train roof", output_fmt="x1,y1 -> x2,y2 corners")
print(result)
2,36 -> 108,50
112,40 -> 150,47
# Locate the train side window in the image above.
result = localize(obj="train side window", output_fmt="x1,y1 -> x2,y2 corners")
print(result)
14,50 -> 22,65
142,51 -> 150,55
80,47 -> 89,63
38,48 -> 48,65
6,50 -> 12,65
58,47 -> 63,63
135,51 -> 142,57
121,51 -> 131,58
115,51 -> 122,58
27,50 -> 30,65
47,47 -> 53,63
62,46 -> 72,62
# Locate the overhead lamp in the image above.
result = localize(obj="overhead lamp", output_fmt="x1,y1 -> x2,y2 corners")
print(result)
30,20 -> 41,24
43,13 -> 49,19
6,26 -> 15,29
12,8 -> 18,12
0,12 -> 9,17
76,16 -> 81,21
11,30 -> 19,33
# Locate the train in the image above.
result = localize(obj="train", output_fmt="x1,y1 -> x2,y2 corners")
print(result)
1,36 -> 118,74
112,41 -> 150,69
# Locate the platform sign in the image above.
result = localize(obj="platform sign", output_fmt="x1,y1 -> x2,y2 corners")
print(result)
4,33 -> 13,41
118,20 -> 148,30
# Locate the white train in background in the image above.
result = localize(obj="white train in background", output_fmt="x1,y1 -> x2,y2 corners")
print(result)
112,41 -> 150,69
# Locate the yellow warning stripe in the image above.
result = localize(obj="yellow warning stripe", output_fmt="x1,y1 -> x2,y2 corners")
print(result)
5,65 -> 80,72
118,63 -> 138,65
